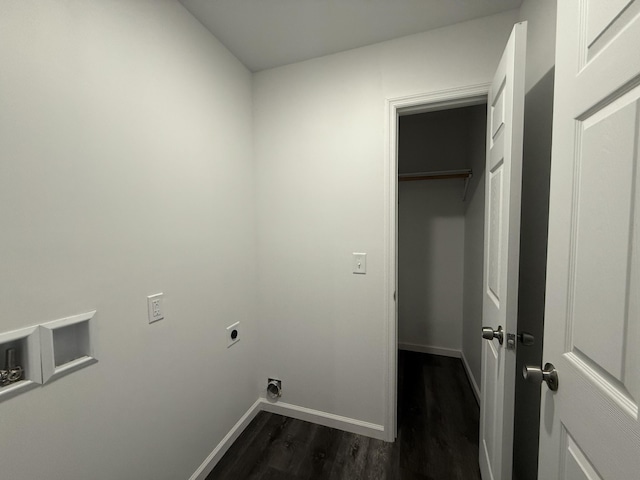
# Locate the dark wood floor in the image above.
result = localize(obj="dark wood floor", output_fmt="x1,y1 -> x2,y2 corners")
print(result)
208,351 -> 480,479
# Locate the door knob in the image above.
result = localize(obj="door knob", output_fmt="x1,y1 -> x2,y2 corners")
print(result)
482,325 -> 503,345
523,362 -> 558,391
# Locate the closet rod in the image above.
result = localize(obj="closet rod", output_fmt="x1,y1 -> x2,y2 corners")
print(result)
398,169 -> 473,201
397,169 -> 472,182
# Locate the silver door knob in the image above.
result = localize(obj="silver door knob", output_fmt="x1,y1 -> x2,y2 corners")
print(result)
482,325 -> 503,345
523,362 -> 559,391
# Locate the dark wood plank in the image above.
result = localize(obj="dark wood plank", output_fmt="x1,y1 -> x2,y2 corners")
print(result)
260,467 -> 301,480
361,438 -> 395,479
258,466 -> 302,480
296,424 -> 341,479
327,432 -> 371,479
266,418 -> 313,473
209,411 -> 272,476
208,413 -> 291,479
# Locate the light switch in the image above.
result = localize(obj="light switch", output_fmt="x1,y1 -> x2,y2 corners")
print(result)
147,293 -> 165,323
352,253 -> 367,274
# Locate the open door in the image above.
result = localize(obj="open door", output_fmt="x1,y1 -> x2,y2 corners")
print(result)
479,22 -> 527,480
537,1 -> 640,478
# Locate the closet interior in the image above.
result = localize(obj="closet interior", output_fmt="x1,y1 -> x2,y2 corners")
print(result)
397,103 -> 487,376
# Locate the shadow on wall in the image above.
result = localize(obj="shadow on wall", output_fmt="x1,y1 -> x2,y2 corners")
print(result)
513,66 -> 555,480
461,103 -> 487,392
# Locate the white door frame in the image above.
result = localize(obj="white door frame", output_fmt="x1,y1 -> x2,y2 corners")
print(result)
384,83 -> 490,441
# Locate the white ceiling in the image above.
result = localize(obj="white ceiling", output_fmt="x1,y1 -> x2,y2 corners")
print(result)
179,0 -> 523,72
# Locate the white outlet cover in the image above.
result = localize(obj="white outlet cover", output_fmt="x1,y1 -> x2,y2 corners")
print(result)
147,293 -> 164,323
227,322 -> 240,347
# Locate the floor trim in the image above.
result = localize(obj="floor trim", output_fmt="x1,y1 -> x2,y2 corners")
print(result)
189,398 -> 263,480
398,343 -> 461,358
461,350 -> 481,405
260,399 -> 386,441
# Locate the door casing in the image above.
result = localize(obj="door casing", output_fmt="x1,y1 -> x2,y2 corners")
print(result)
384,84 -> 490,441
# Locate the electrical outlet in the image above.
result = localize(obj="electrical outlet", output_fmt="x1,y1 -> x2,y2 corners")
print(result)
147,293 -> 164,323
227,322 -> 240,347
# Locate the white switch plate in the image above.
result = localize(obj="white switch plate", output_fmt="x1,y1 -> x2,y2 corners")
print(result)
227,322 -> 240,347
352,253 -> 367,274
147,293 -> 165,323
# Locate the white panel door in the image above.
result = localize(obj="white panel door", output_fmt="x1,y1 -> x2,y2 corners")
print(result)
479,22 -> 527,480
539,1 -> 640,478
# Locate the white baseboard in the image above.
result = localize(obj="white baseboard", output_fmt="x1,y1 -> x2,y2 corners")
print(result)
460,350 -> 481,405
189,398 -> 263,480
260,398 -> 386,441
398,342 -> 461,358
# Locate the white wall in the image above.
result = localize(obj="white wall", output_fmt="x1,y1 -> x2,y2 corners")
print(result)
398,181 -> 465,352
519,0 -> 558,92
0,2 -> 257,479
253,10 -> 519,428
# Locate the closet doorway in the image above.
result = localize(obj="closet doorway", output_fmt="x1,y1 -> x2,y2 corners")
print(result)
384,86 -> 492,441
397,104 -> 487,361
388,92 -> 488,476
